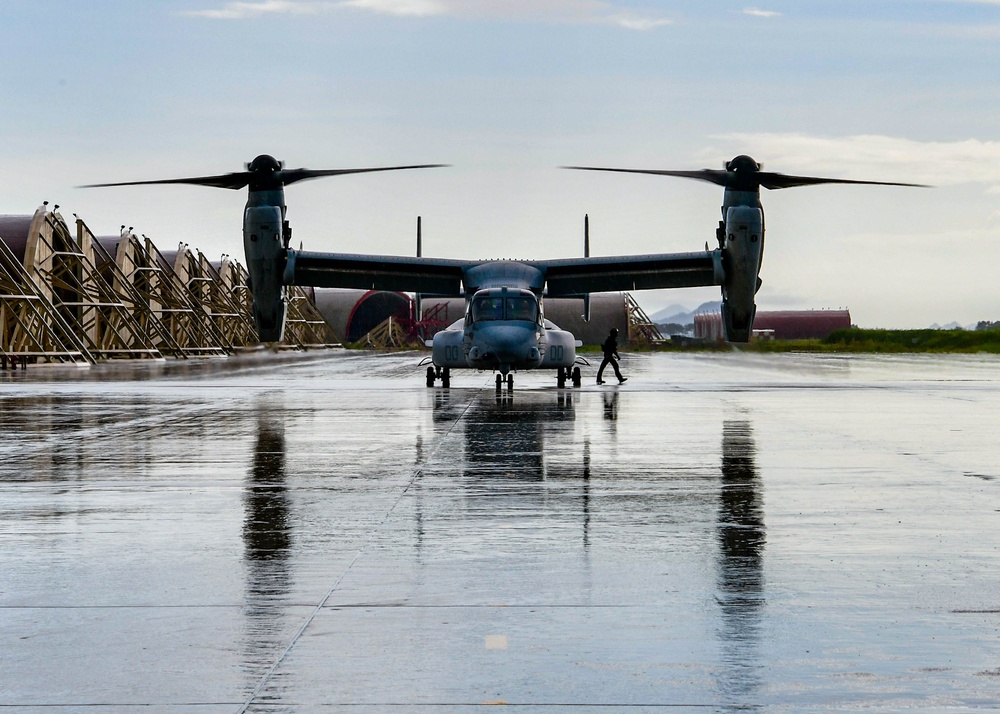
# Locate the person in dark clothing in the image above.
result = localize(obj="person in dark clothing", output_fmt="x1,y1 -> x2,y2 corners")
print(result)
596,327 -> 627,384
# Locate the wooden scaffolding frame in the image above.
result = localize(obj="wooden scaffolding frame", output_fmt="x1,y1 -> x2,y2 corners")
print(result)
195,252 -> 257,348
284,286 -> 341,349
626,292 -> 665,343
2,203 -> 343,365
0,231 -> 93,367
78,222 -> 192,359
155,242 -> 232,355
18,208 -> 164,361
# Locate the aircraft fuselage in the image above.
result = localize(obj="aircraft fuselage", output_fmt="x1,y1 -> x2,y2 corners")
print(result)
431,285 -> 578,375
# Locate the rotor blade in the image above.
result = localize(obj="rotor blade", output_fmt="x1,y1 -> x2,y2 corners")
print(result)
79,172 -> 251,190
563,166 -> 731,187
758,172 -> 929,190
281,164 -> 450,186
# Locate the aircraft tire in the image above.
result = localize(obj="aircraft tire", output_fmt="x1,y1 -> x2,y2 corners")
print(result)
426,366 -> 435,387
572,367 -> 581,387
442,368 -> 450,388
506,374 -> 513,389
496,374 -> 503,390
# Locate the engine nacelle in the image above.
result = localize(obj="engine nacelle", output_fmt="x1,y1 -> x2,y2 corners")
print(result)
243,205 -> 287,342
720,206 -> 763,342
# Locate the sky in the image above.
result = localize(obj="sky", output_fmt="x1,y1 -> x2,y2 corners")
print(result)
2,0 -> 1000,327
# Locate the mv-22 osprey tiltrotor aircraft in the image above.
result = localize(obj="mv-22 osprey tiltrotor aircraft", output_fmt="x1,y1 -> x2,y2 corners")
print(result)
85,154 -> 921,388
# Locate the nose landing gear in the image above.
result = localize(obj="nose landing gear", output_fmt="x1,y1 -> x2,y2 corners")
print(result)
495,373 -> 514,391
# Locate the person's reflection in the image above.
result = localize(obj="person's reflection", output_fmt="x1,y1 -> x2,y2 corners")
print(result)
716,419 -> 765,707
602,389 -> 619,422
243,410 -> 291,600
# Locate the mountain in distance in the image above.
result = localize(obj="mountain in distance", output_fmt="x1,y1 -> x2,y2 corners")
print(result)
648,303 -> 689,322
929,321 -> 979,331
651,301 -> 721,326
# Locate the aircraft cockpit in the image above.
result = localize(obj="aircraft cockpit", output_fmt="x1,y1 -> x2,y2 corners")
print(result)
468,288 -> 541,325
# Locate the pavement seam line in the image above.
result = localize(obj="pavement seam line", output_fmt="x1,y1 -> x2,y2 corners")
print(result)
234,386 -> 483,714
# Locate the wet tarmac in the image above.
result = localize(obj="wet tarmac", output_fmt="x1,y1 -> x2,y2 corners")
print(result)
1,350 -> 999,712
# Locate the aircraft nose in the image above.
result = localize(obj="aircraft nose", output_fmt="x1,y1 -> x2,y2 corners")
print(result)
476,324 -> 538,363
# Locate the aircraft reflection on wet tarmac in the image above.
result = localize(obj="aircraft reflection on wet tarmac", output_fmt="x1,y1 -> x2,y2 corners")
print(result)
426,389 -> 592,549
244,405 -> 291,575
243,403 -> 292,652
8,353 -> 999,710
717,419 -> 766,707
441,389 -> 577,478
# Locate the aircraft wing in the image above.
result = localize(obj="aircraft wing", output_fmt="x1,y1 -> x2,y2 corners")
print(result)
286,250 -> 468,295
287,248 -> 723,297
536,250 -> 723,296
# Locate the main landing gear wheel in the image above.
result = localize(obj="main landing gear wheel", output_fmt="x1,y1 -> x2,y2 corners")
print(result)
427,366 -> 451,388
557,367 -> 580,388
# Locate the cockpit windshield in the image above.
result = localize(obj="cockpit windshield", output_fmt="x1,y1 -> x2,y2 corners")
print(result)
470,294 -> 539,323
505,297 -> 538,322
471,297 -> 504,322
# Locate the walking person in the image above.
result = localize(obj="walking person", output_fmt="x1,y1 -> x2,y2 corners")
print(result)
596,327 -> 627,384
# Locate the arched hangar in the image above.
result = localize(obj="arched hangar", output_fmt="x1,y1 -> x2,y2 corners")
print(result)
313,288 -> 630,345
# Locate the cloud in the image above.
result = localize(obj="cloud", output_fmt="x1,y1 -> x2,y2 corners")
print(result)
181,0 -> 339,19
743,7 -> 781,17
182,0 -> 673,28
698,133 -> 1000,189
438,0 -> 673,28
335,0 -> 445,16
612,15 -> 673,30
